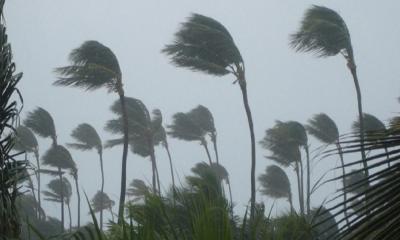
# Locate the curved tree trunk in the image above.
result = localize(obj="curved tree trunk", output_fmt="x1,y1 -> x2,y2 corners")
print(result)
238,75 -> 256,222
201,138 -> 213,165
58,167 -> 64,232
211,133 -> 219,164
117,94 -> 129,224
34,151 -> 42,220
164,142 -> 176,191
99,151 -> 105,230
294,160 -> 304,215
67,202 -> 72,231
305,146 -> 311,215
73,173 -> 80,228
336,142 -> 351,228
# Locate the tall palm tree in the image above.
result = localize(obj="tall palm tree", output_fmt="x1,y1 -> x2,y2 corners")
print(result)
91,191 -> 115,223
163,13 -> 257,219
188,105 -> 219,164
105,97 -> 163,194
258,165 -> 293,212
306,113 -> 350,227
67,123 -> 103,229
168,112 -> 212,165
42,145 -> 76,232
43,177 -> 72,231
291,6 -> 368,178
55,40 -> 129,223
14,125 -> 42,218
352,113 -> 390,167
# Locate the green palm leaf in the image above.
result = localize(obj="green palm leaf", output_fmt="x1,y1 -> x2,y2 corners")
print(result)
42,145 -> 76,170
24,107 -> 56,142
306,113 -> 339,144
258,165 -> 291,200
68,123 -> 102,152
13,125 -> 38,152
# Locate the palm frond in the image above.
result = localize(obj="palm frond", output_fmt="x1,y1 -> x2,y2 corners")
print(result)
127,179 -> 150,202
91,191 -> 115,213
168,112 -> 205,141
188,105 -> 216,134
162,13 -> 242,76
43,177 -> 72,204
352,113 -> 387,141
258,165 -> 291,200
69,123 -> 102,152
13,125 -> 38,152
306,113 -> 339,144
24,107 -> 56,140
54,40 -> 121,92
42,145 -> 76,170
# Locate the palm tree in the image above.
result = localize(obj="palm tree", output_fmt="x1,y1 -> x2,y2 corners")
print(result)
352,113 -> 390,167
291,6 -> 368,178
306,113 -> 350,227
91,191 -> 115,223
42,145 -> 76,232
163,13 -> 257,219
43,177 -> 72,231
127,179 -> 151,202
188,105 -> 219,164
105,97 -> 163,194
168,112 -> 213,164
14,125 -> 42,218
55,40 -> 129,223
67,123 -> 103,229
258,165 -> 293,212
24,107 -> 57,146
70,167 -> 81,228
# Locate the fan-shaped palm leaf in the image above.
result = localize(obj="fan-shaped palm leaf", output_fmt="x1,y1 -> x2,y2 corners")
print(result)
127,179 -> 150,202
91,191 -> 115,214
24,107 -> 57,144
291,5 -> 368,182
42,145 -> 76,170
55,40 -> 129,223
13,125 -> 38,152
352,113 -> 386,141
163,13 -> 257,220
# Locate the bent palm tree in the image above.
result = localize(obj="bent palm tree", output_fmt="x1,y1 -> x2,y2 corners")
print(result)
91,191 -> 115,223
291,5 -> 368,178
163,13 -> 257,219
55,40 -> 129,223
188,105 -> 219,164
258,165 -> 293,212
42,145 -> 76,232
168,112 -> 212,164
306,113 -> 350,227
43,177 -> 72,231
68,123 -> 104,229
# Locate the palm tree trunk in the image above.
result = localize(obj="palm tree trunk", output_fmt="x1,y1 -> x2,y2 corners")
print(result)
201,138 -> 213,165
58,167 -> 64,232
73,173 -> 80,228
299,158 -> 305,215
384,147 -> 391,168
149,145 -> 158,194
336,142 -> 351,228
67,202 -> 72,231
34,151 -> 41,220
164,142 -> 176,191
211,133 -> 219,164
25,153 -> 38,218
109,206 -> 114,222
238,76 -> 256,221
305,146 -> 311,215
227,179 -> 233,216
99,151 -> 105,230
288,191 -> 294,214
117,93 -> 129,224
294,160 -> 304,215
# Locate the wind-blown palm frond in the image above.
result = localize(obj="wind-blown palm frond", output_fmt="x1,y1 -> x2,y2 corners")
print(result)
188,105 -> 216,134
43,177 -> 72,204
127,179 -> 150,202
68,123 -> 102,152
306,113 -> 339,144
352,113 -> 387,141
54,40 -> 121,92
91,191 -> 115,213
42,145 -> 76,170
162,13 -> 242,76
187,162 -> 223,196
343,170 -> 369,195
13,125 -> 38,152
24,107 -> 56,142
168,112 -> 205,141
258,165 -> 291,200
290,5 -> 352,58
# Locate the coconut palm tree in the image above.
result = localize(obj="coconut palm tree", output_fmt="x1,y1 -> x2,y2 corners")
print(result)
105,97 -> 163,193
168,112 -> 213,164
55,40 -> 129,222
43,177 -> 72,231
258,165 -> 293,212
188,105 -> 219,164
42,145 -> 76,232
291,5 -> 368,178
352,113 -> 390,167
163,13 -> 257,219
91,191 -> 115,223
67,123 -> 103,229
14,125 -> 42,218
306,113 -> 350,227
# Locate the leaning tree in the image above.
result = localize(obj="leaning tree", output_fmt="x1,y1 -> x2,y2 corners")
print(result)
163,13 -> 257,219
55,40 -> 130,222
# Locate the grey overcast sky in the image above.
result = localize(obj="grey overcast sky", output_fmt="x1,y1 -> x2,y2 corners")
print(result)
6,1 -> 400,226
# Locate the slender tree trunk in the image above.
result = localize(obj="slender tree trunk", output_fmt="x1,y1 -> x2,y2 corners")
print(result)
58,167 -> 64,232
67,202 -> 72,231
227,179 -> 233,216
25,153 -> 38,218
201,138 -> 213,165
73,173 -> 80,228
294,160 -> 304,215
109,207 -> 114,222
288,192 -> 294,214
149,143 -> 159,194
117,93 -> 129,224
238,75 -> 256,222
164,142 -> 176,191
299,158 -> 305,215
384,147 -> 391,168
305,146 -> 311,215
34,151 -> 41,220
99,151 -> 105,230
336,142 -> 351,228
211,133 -> 219,164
